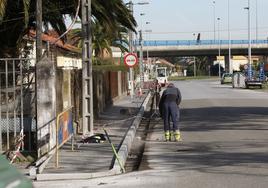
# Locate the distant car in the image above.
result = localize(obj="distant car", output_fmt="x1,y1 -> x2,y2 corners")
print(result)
221,73 -> 233,84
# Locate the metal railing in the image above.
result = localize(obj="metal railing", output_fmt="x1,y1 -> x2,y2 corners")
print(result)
135,39 -> 268,46
0,58 -> 36,153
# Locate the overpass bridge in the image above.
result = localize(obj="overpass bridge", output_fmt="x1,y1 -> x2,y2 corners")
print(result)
136,40 -> 268,57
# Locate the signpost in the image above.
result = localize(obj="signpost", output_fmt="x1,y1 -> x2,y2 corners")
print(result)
124,53 -> 138,67
124,53 -> 138,99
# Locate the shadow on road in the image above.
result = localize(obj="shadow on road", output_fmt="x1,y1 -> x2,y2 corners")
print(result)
181,106 -> 268,131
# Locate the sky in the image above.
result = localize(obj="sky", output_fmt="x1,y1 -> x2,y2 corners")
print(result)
130,0 -> 268,41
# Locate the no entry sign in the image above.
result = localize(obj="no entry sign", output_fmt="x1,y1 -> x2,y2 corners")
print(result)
124,53 -> 138,67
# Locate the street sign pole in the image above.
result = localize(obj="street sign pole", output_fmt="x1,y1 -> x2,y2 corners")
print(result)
128,1 -> 134,99
129,68 -> 134,99
124,53 -> 138,98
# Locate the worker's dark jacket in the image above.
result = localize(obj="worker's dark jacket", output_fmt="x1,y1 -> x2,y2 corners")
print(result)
159,86 -> 181,118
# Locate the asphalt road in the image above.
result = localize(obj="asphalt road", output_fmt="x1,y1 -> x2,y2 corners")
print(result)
34,79 -> 268,188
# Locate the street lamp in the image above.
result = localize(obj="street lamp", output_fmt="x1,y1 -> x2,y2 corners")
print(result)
217,17 -> 221,79
139,13 -> 146,88
145,22 -> 151,60
256,0 -> 258,41
213,1 -> 216,43
144,28 -> 152,77
245,0 -> 252,80
228,0 -> 232,74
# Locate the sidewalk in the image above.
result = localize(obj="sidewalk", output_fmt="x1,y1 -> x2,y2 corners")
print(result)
35,92 -> 151,181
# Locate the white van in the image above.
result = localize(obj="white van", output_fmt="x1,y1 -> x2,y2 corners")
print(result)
156,67 -> 168,87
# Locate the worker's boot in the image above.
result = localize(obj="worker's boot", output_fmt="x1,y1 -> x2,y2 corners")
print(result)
164,131 -> 170,142
174,131 -> 182,142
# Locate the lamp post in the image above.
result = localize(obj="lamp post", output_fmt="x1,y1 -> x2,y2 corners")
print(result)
145,22 -> 151,61
256,0 -> 258,41
228,0 -> 232,74
213,1 -> 216,43
217,17 -> 221,79
245,0 -> 252,80
145,28 -> 152,77
192,33 -> 197,77
139,13 -> 145,88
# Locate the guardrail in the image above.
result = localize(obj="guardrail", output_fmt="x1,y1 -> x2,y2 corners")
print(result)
135,40 -> 268,46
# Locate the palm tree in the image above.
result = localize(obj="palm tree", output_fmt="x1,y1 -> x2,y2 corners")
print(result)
0,0 -> 136,57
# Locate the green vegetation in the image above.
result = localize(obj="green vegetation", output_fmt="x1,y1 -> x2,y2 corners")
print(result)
0,0 -> 136,57
169,76 -> 218,81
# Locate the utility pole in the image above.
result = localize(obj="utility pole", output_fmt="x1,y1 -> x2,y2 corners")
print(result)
81,0 -> 94,136
139,30 -> 144,88
256,0 -> 258,41
213,1 -> 216,43
245,0 -> 252,80
228,0 -> 232,74
36,0 -> 42,62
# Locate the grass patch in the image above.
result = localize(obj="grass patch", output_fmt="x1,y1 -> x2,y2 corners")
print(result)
169,76 -> 218,81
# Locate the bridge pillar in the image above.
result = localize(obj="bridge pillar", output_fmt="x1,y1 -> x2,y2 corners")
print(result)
208,56 -> 217,76
224,56 -> 229,73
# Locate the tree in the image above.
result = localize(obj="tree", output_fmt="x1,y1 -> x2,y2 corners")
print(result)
0,0 -> 136,57
68,22 -> 129,59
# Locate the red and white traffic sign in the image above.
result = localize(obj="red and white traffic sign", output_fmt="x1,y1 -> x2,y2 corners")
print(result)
124,53 -> 138,67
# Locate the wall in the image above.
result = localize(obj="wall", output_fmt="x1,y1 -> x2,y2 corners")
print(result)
56,69 -> 128,133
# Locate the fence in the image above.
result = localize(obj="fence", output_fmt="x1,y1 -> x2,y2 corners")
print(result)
0,58 -> 36,153
140,39 -> 268,46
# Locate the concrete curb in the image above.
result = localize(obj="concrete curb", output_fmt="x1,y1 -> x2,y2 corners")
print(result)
36,92 -> 151,181
112,92 -> 151,172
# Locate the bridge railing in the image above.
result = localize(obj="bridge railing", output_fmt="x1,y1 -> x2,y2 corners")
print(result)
138,40 -> 268,47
